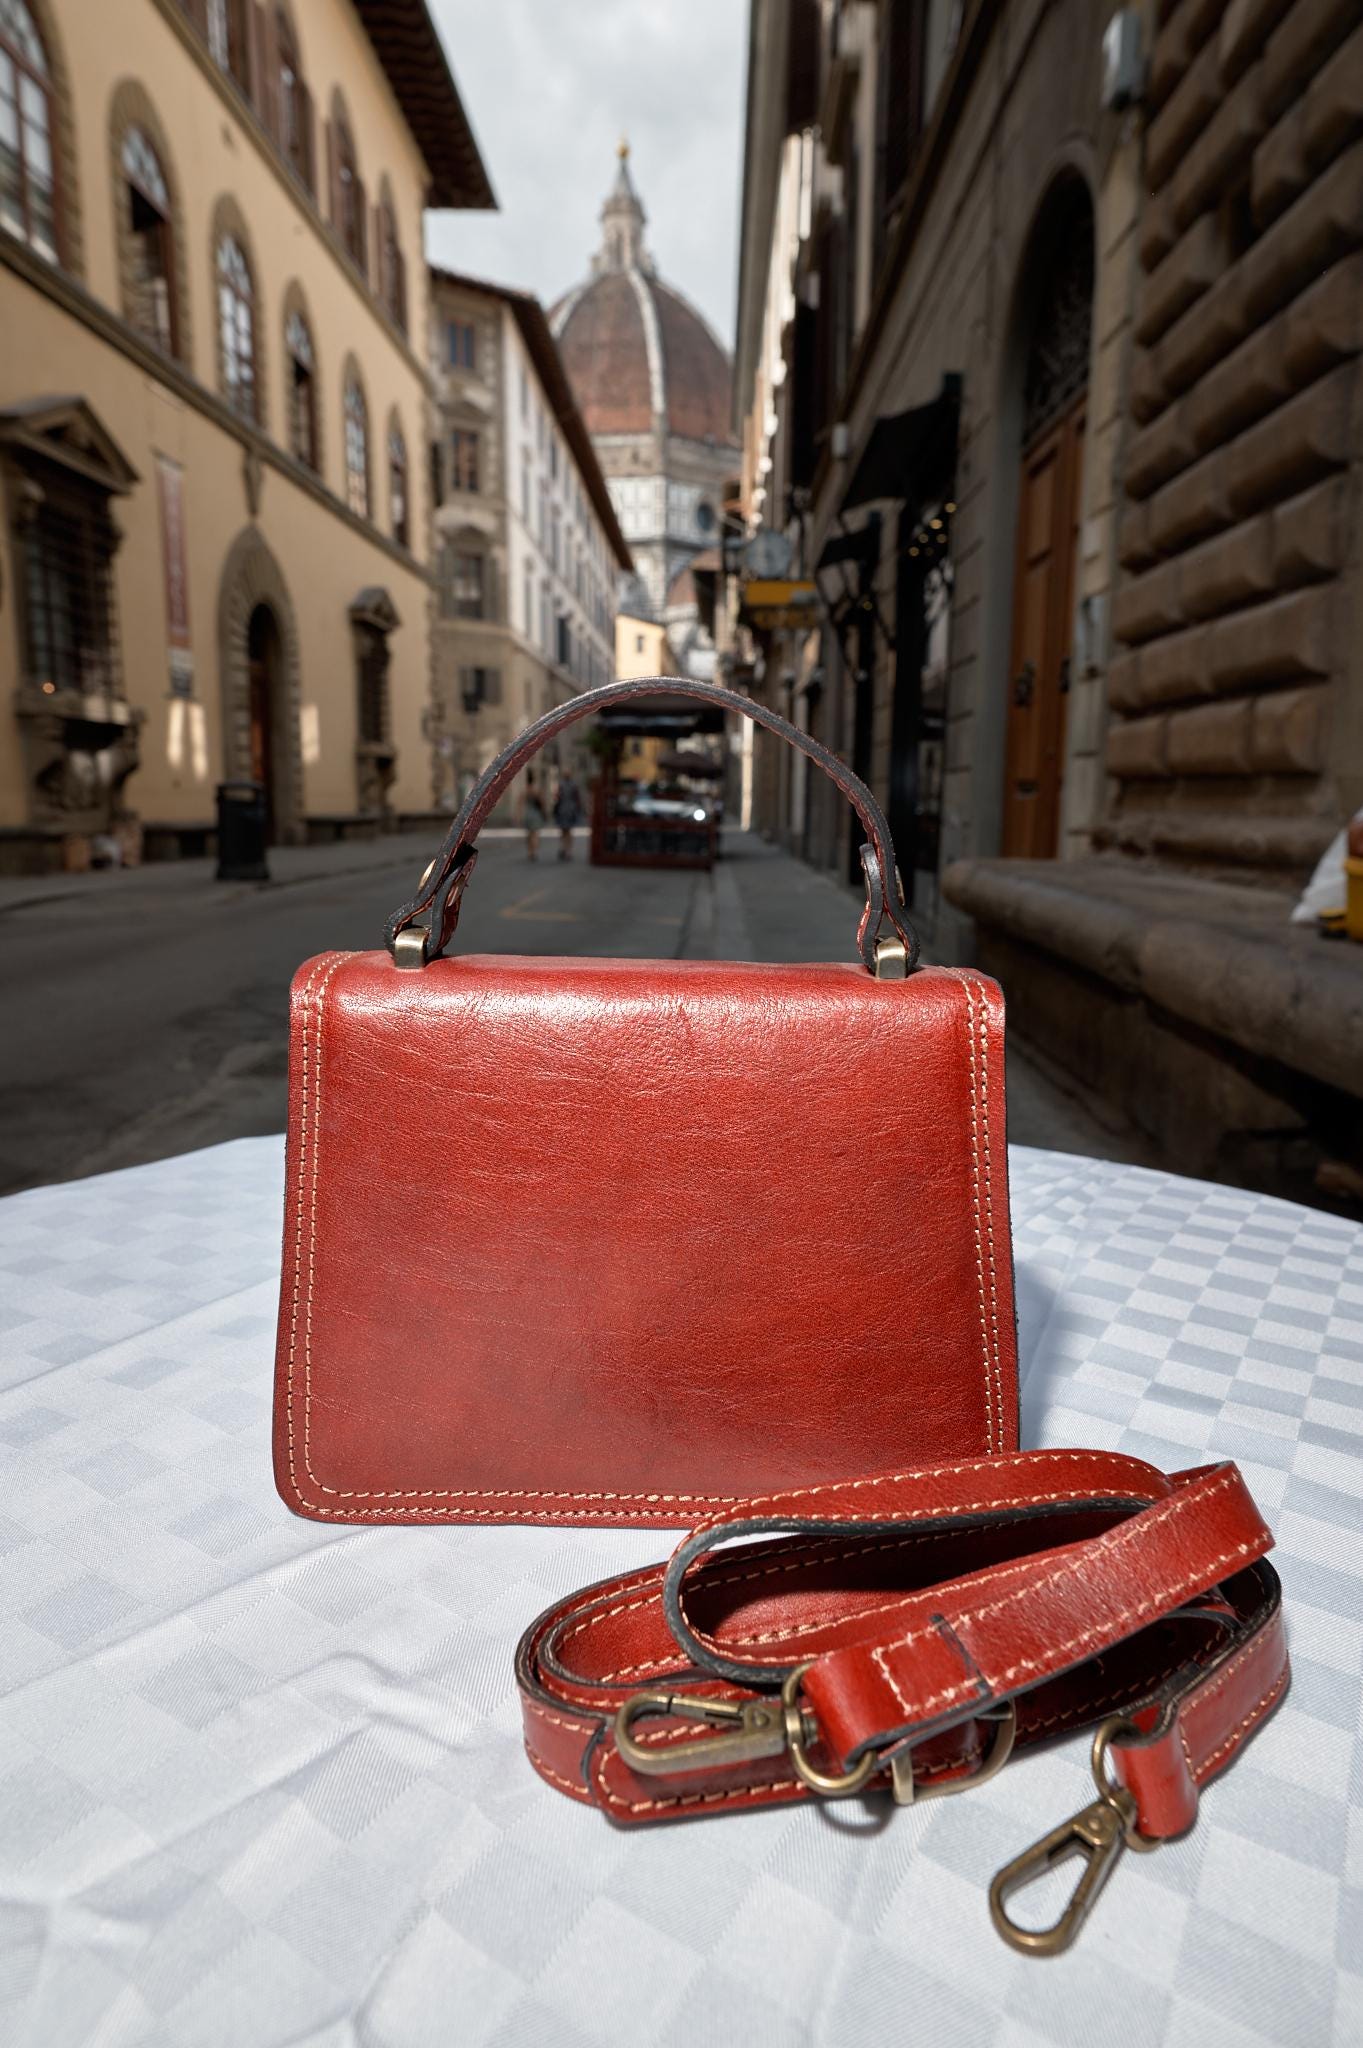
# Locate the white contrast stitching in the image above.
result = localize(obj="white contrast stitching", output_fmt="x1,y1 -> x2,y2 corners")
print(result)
944,970 -> 1007,1452
868,1471 -> 1253,1719
591,1746 -> 806,1817
524,1743 -> 594,1803
952,970 -> 992,1453
1193,1669 -> 1288,1783
682,1453 -> 1165,1549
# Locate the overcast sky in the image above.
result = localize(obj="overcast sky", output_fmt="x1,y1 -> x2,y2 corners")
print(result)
425,0 -> 748,347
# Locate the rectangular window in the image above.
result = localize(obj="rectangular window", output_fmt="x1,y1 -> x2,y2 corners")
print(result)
450,428 -> 480,493
523,563 -> 533,636
440,548 -> 487,620
459,665 -> 501,710
521,447 -> 531,527
446,318 -> 476,370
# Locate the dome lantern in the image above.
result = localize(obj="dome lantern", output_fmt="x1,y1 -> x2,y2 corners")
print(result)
595,135 -> 649,277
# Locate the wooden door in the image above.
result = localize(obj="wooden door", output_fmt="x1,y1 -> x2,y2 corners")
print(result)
246,605 -> 276,837
1001,395 -> 1085,859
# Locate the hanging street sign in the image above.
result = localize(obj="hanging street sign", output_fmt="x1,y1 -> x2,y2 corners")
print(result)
741,578 -> 820,630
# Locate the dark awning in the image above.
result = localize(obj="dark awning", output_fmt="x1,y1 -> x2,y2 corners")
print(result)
595,694 -> 726,736
841,373 -> 961,513
657,748 -> 725,779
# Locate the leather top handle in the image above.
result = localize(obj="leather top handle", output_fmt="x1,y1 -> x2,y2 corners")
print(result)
385,676 -> 921,974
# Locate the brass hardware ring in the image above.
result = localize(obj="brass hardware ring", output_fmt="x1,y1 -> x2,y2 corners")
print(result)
1089,1715 -> 1161,1851
781,1662 -> 881,1798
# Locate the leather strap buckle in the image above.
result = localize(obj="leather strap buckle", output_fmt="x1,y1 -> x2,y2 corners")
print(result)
888,1697 -> 1017,1806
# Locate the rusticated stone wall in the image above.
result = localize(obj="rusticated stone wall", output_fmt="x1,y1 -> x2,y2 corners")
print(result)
1103,0 -> 1363,881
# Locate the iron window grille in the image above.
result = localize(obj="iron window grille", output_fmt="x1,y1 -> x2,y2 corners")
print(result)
20,485 -> 122,697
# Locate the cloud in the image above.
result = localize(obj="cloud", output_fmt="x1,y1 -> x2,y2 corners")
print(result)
424,0 -> 746,345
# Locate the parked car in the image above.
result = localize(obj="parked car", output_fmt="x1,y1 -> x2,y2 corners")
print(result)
627,783 -> 712,825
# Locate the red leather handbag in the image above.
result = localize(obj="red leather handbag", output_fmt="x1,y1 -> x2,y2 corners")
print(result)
272,678 -> 1019,1528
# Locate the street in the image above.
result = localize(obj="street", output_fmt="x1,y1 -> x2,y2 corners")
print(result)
0,829 -> 1146,1196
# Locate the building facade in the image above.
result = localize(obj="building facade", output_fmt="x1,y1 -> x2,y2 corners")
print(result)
730,0 -> 1363,1207
550,145 -> 739,673
428,268 -> 632,813
0,0 -> 490,871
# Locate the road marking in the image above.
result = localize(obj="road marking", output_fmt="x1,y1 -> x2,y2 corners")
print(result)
499,889 -> 580,924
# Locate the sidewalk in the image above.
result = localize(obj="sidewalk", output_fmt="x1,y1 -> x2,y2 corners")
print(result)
0,823 -> 483,917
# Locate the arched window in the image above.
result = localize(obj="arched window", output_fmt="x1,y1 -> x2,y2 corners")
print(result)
388,419 -> 408,547
276,8 -> 312,191
0,0 -> 58,260
331,107 -> 366,272
285,306 -> 316,470
217,233 -> 256,421
343,375 -> 368,518
121,126 -> 174,354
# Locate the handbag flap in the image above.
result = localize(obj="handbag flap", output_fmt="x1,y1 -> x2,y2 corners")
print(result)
273,951 -> 1017,1525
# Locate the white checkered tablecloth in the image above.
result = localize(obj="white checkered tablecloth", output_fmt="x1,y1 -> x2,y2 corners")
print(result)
1,1138 -> 1360,2047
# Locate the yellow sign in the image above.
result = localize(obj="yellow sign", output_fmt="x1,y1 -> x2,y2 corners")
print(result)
743,578 -> 819,630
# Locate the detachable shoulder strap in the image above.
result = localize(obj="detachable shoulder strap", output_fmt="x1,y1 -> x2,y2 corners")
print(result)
515,1449 -> 1287,1954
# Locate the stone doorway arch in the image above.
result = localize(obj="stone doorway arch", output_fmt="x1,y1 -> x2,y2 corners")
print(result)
218,525 -> 303,842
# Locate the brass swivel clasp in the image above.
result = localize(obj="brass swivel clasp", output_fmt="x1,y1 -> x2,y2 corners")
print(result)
614,1690 -> 792,1776
989,1716 -> 1161,1956
614,1670 -> 879,1794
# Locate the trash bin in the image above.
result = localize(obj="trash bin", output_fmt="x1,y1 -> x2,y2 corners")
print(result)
215,781 -> 270,882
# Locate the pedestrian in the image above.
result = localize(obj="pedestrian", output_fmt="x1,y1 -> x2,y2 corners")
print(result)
523,773 -> 546,861
553,773 -> 583,860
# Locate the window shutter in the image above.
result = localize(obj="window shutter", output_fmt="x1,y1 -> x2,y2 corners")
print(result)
250,2 -> 278,138
184,0 -> 209,34
429,440 -> 443,509
354,177 -> 368,277
394,245 -> 407,335
298,79 -> 315,196
325,118 -> 338,232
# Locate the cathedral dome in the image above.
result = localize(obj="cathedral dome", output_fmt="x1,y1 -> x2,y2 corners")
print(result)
550,145 -> 734,446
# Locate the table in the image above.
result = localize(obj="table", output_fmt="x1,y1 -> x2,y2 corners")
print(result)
2,1139 -> 1359,2046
